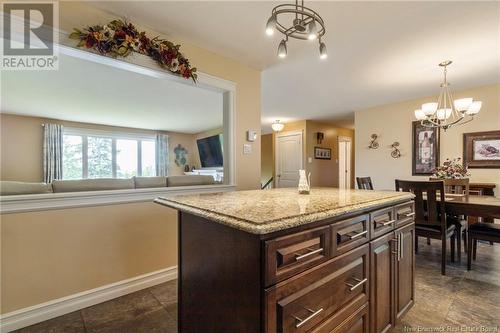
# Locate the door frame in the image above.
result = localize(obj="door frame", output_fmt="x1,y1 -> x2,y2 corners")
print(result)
338,136 -> 352,189
274,130 -> 304,188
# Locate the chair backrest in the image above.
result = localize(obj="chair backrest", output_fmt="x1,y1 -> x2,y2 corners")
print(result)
429,178 -> 469,197
356,177 -> 373,190
395,179 -> 446,229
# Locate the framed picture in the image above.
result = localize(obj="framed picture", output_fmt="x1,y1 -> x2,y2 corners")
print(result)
412,121 -> 440,175
314,146 -> 331,160
463,130 -> 500,168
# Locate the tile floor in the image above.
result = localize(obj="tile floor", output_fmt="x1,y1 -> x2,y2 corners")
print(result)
13,240 -> 500,333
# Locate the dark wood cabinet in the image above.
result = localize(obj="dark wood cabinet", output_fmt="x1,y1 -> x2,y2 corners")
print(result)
369,232 -> 395,333
395,223 -> 416,319
369,223 -> 415,333
176,200 -> 415,333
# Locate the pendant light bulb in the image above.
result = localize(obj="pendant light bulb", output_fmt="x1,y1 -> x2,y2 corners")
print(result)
277,39 -> 287,58
265,15 -> 277,36
319,41 -> 327,59
308,20 -> 317,40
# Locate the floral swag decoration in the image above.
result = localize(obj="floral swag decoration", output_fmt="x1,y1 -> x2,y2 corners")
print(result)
432,158 -> 470,179
69,19 -> 197,82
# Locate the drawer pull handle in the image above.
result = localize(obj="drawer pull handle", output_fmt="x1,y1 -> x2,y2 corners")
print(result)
295,247 -> 324,261
293,307 -> 324,328
347,230 -> 367,240
376,219 -> 396,226
346,277 -> 368,292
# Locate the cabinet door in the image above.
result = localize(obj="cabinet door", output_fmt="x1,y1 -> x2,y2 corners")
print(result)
394,223 -> 415,320
369,232 -> 395,333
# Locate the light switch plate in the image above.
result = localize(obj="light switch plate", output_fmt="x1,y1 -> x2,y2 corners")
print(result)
308,157 -> 312,163
247,130 -> 257,142
243,144 -> 252,154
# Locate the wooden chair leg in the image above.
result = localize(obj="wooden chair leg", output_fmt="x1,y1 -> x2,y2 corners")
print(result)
456,229 -> 461,261
451,235 -> 455,262
441,236 -> 446,275
467,234 -> 473,270
473,239 -> 477,260
427,237 -> 431,245
463,229 -> 467,252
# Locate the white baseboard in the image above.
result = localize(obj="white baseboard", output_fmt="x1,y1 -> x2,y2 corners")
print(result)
0,266 -> 177,333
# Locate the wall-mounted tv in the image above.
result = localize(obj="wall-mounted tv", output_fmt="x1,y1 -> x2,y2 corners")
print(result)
197,134 -> 223,168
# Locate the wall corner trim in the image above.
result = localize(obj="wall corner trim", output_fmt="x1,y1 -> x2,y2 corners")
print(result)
0,266 -> 178,332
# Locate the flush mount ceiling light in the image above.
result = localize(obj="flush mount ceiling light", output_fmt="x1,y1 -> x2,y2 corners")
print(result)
265,0 -> 327,59
271,120 -> 285,132
414,61 -> 482,131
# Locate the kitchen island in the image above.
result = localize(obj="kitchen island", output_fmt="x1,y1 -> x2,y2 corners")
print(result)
155,188 -> 415,333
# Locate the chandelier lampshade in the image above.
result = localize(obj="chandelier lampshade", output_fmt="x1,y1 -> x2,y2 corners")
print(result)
414,61 -> 482,131
319,41 -> 327,59
266,15 -> 277,36
277,40 -> 287,58
265,0 -> 327,59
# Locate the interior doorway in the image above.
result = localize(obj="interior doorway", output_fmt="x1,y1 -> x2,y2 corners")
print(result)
338,136 -> 352,189
275,131 -> 303,188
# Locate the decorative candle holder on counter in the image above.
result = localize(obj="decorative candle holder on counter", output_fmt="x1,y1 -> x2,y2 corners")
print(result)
298,169 -> 311,194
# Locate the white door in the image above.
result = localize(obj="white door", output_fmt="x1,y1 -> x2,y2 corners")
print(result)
275,131 -> 303,188
339,137 -> 352,189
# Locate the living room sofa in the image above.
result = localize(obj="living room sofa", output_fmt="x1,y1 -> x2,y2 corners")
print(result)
0,175 -> 215,195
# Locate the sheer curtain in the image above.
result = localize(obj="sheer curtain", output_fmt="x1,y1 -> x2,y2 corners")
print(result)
155,134 -> 169,176
43,123 -> 64,183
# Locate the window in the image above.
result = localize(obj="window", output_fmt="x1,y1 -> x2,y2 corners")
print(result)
62,128 -> 158,179
62,135 -> 83,180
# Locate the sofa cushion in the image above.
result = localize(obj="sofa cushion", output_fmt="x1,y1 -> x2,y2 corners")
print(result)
0,181 -> 53,195
52,178 -> 135,193
134,176 -> 167,188
167,175 -> 215,187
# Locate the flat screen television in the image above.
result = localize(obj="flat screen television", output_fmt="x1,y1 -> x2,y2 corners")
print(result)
197,134 -> 223,168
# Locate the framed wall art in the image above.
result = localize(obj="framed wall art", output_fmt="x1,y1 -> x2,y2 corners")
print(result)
314,147 -> 331,160
412,121 -> 440,175
463,130 -> 500,168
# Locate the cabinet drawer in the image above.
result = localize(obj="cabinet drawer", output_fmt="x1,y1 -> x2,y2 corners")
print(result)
331,215 -> 369,256
370,207 -> 396,239
394,202 -> 415,228
265,226 -> 331,286
310,302 -> 369,333
265,245 -> 369,333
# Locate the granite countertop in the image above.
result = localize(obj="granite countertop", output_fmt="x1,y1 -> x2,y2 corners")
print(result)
154,188 -> 414,235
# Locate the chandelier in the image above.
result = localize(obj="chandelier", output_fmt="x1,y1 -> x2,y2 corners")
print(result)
414,61 -> 482,131
265,0 -> 327,59
271,120 -> 285,132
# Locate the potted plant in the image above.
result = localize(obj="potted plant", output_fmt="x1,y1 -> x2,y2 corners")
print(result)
432,158 -> 470,179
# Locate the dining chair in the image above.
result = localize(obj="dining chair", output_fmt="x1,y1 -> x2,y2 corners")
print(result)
356,177 -> 373,190
430,178 -> 470,260
468,222 -> 500,270
395,179 -> 456,275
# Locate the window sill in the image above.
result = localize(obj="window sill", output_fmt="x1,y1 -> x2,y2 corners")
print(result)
0,184 -> 236,214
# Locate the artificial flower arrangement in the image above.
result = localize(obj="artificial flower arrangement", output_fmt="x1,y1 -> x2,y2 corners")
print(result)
432,158 -> 470,179
69,19 -> 197,82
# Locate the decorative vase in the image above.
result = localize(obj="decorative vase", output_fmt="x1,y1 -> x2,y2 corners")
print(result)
298,169 -> 311,195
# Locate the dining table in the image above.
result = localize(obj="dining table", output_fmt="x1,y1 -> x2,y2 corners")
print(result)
440,193 -> 500,221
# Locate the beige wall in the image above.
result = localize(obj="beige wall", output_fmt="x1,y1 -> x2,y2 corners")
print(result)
355,84 -> 500,192
1,203 -> 178,313
261,134 -> 273,186
269,120 -> 354,188
305,121 -> 355,188
0,113 -> 197,181
1,1 -> 261,314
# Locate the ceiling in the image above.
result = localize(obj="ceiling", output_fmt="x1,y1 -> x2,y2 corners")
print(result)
1,52 -> 223,134
88,1 -> 500,132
